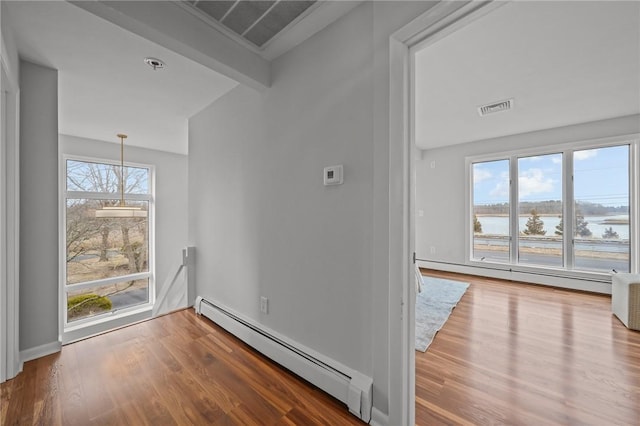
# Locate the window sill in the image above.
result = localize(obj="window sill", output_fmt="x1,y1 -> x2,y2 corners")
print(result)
62,304 -> 153,344
419,259 -> 614,294
467,259 -> 614,283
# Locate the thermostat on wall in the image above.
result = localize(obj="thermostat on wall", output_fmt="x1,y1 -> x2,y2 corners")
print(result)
324,165 -> 343,186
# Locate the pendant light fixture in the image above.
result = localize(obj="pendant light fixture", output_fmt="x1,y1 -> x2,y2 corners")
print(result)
95,133 -> 147,218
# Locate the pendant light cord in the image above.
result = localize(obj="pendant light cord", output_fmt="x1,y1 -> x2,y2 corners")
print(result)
117,133 -> 127,207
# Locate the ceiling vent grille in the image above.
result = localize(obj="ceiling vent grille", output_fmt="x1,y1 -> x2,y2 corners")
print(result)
183,0 -> 318,49
478,98 -> 514,116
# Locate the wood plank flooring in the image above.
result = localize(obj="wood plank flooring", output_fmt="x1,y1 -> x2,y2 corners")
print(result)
416,269 -> 640,426
1,309 -> 365,425
3,272 -> 639,425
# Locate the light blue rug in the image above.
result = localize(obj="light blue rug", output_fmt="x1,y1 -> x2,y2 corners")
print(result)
415,276 -> 469,352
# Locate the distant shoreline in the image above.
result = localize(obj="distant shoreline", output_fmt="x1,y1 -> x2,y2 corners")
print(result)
476,213 -> 629,223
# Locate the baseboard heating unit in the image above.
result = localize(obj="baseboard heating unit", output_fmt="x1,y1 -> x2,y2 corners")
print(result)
195,296 -> 373,423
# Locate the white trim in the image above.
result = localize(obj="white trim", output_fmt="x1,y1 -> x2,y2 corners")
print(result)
390,1 -> 502,423
65,153 -> 153,173
1,38 -> 18,90
418,260 -> 612,295
66,296 -> 152,329
66,272 -> 151,292
370,407 -> 390,426
388,34 -> 411,426
195,297 -> 363,385
405,1 -> 508,53
629,142 -> 639,273
1,65 -> 6,383
196,297 -> 373,422
564,149 -> 575,269
20,341 -> 62,364
63,306 -> 152,345
1,57 -> 21,382
66,191 -> 151,202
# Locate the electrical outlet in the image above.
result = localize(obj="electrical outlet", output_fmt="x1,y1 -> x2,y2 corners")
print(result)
260,296 -> 269,314
430,246 -> 436,254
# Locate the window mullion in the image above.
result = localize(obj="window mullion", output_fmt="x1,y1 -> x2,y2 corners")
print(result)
564,151 -> 574,270
630,141 -> 639,273
66,191 -> 150,201
510,155 -> 518,264
65,272 -> 151,292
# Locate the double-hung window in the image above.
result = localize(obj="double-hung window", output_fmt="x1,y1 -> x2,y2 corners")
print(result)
470,136 -> 636,275
63,157 -> 153,326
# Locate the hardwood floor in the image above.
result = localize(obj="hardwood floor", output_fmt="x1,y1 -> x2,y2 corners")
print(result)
416,269 -> 640,426
1,309 -> 365,425
3,273 -> 639,425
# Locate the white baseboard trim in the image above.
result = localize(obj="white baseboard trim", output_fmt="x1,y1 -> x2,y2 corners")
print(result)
370,407 -> 389,426
20,340 -> 62,364
418,261 -> 612,294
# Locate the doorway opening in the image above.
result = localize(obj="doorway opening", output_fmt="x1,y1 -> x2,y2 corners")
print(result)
405,1 -> 639,423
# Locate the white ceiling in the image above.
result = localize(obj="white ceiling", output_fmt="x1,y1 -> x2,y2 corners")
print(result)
7,0 -> 239,154
414,1 -> 640,150
5,1 -> 362,155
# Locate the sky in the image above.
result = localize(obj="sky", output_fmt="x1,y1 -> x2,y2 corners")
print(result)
67,159 -> 150,194
473,145 -> 629,207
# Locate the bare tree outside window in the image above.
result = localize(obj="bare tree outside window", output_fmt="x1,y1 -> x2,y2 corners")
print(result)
65,159 -> 152,322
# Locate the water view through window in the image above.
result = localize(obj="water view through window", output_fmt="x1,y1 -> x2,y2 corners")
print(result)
517,153 -> 563,268
472,159 -> 510,263
573,145 -> 629,272
472,144 -> 630,273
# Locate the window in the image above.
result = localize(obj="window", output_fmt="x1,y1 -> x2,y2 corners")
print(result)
63,158 -> 153,325
573,145 -> 630,272
517,153 -> 563,268
472,159 -> 510,263
470,139 -> 634,275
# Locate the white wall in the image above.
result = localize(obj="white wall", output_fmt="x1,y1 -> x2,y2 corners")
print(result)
19,61 -> 59,352
190,2 -> 374,375
416,114 -> 640,281
60,134 -> 189,315
189,1 -> 437,422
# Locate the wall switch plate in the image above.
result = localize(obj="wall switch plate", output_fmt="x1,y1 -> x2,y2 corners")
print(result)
324,165 -> 343,186
260,296 -> 268,314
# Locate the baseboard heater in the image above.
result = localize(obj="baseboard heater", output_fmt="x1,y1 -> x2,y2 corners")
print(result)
195,296 -> 373,423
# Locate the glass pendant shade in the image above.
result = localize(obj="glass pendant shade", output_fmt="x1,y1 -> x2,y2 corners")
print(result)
95,206 -> 147,218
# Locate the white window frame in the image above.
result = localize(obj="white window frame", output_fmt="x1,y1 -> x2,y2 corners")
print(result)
466,133 -> 639,280
60,155 -> 155,339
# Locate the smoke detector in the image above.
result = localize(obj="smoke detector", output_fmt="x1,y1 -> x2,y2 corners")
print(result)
144,57 -> 166,71
478,98 -> 513,116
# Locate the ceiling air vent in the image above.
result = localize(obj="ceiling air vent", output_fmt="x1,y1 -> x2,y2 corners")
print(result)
478,98 -> 514,116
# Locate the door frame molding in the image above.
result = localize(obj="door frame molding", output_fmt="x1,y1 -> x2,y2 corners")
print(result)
388,1 -> 502,423
1,54 -> 22,382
